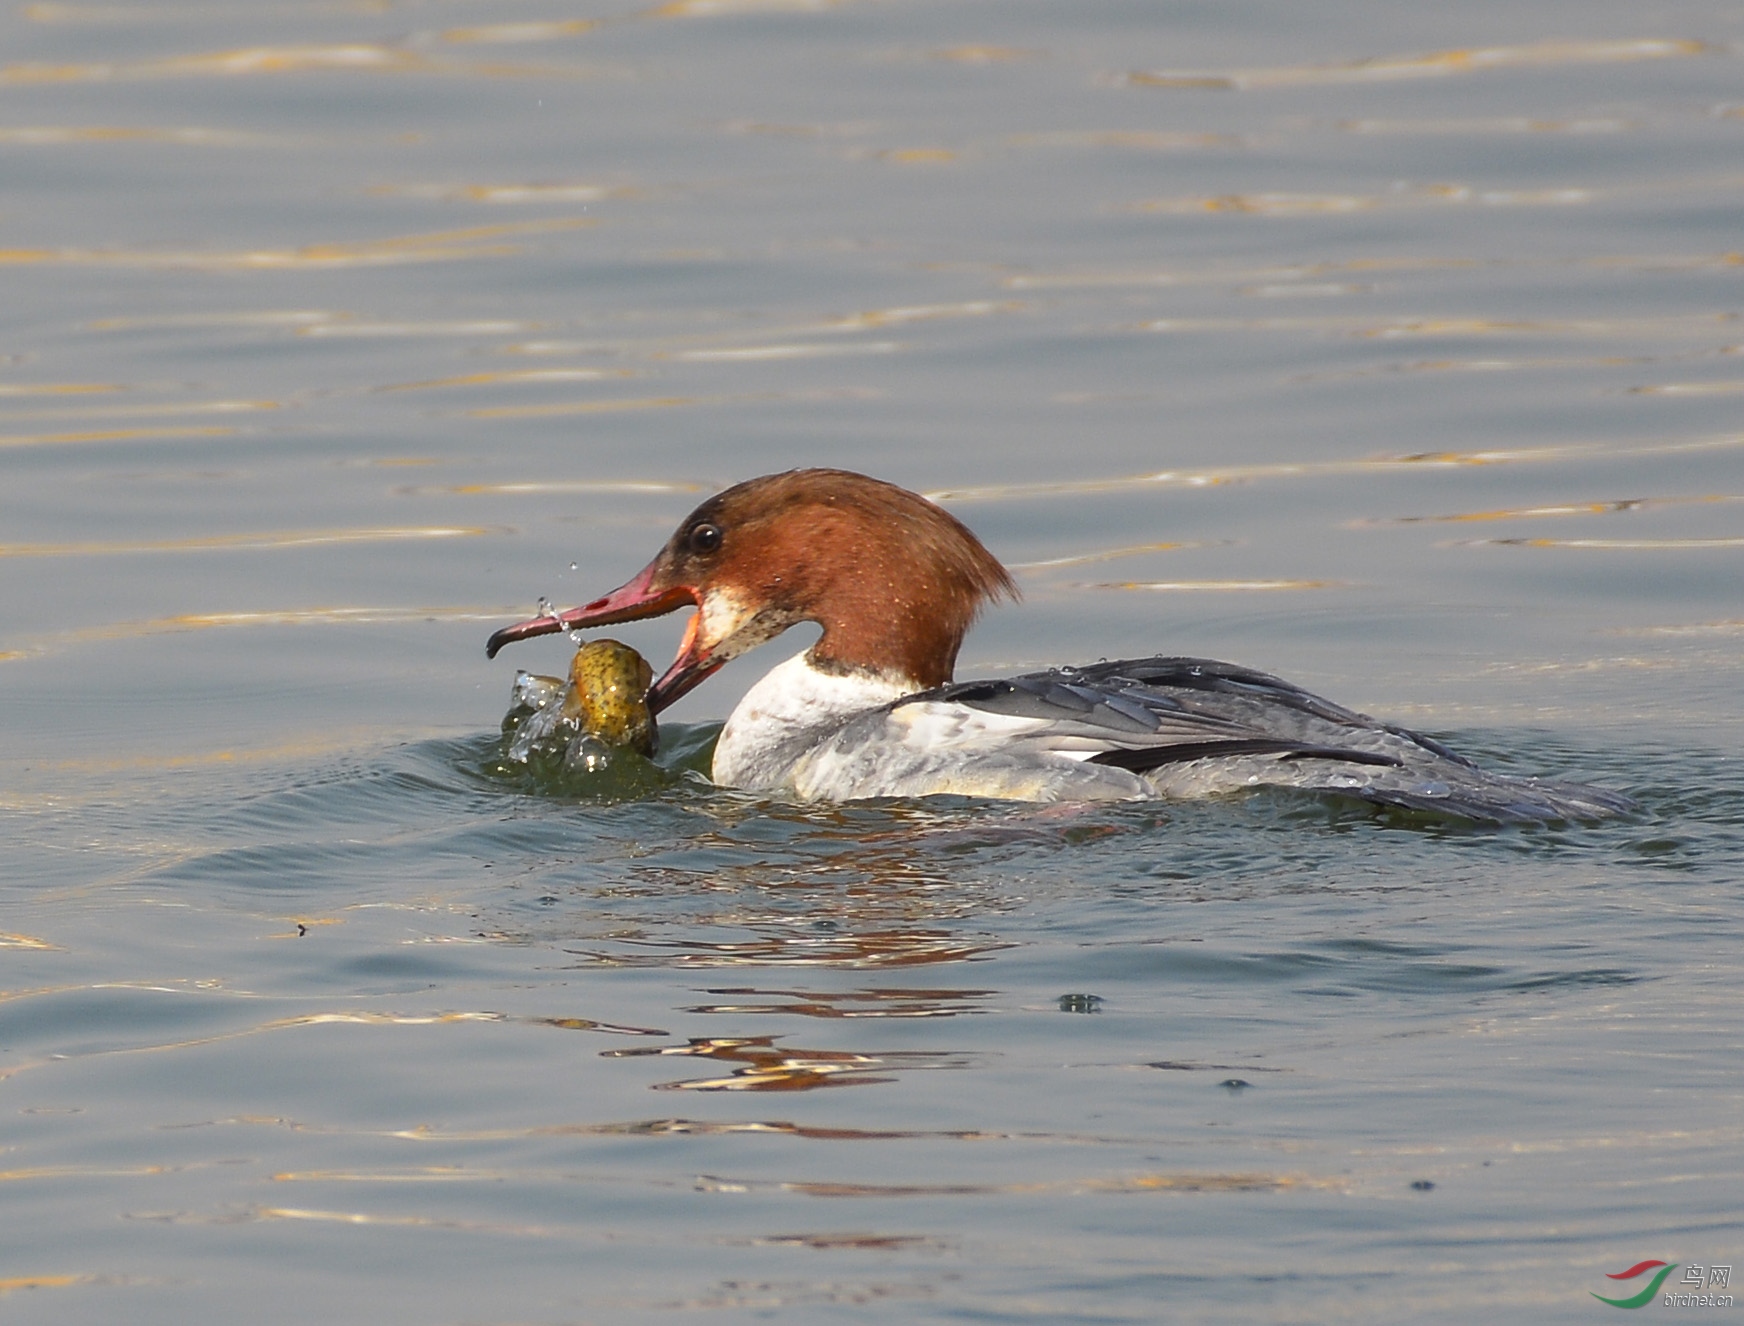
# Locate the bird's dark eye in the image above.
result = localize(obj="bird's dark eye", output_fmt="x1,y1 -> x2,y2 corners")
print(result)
687,522 -> 723,554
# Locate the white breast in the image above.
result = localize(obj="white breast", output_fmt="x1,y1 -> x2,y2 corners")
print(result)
711,651 -> 910,792
711,653 -> 1151,803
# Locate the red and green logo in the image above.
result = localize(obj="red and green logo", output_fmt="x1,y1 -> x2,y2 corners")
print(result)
1593,1260 -> 1677,1308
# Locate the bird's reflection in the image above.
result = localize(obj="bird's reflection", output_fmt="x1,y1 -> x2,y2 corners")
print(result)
605,1035 -> 973,1091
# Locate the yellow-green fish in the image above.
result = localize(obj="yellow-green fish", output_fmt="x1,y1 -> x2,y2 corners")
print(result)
560,638 -> 657,757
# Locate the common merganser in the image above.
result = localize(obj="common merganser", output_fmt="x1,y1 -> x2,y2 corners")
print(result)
487,468 -> 1632,820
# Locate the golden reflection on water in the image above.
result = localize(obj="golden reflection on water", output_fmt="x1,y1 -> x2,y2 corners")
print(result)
0,382 -> 121,396
1005,258 -> 1477,290
1454,536 -> 1744,550
719,117 -> 878,138
577,930 -> 1013,970
696,1170 -> 1329,1196
0,42 -> 602,84
926,435 -> 1744,502
85,310 -> 337,332
481,301 -> 1024,363
0,399 -> 278,421
0,526 -> 498,558
0,1162 -> 181,1180
0,425 -> 236,450
1095,579 -> 1341,593
22,3 -> 398,20
247,1206 -> 564,1239
0,998 -> 674,1087
666,341 -> 901,361
396,480 -> 707,496
819,300 -> 1023,331
466,387 -> 879,419
607,1035 -> 966,1092
254,1161 -> 1335,1197
1292,347 -> 1743,383
652,0 -> 850,16
0,932 -> 62,950
84,311 -> 545,337
0,220 -> 592,271
378,368 -> 635,392
264,1117 -> 1032,1144
368,182 -> 631,204
4,735 -> 422,781
747,1232 -> 941,1250
272,1011 -> 506,1028
685,985 -> 992,1019
1338,116 -> 1632,135
1135,313 -> 1743,339
872,147 -> 958,164
1359,494 -> 1742,525
0,241 -> 518,269
1007,130 -> 1243,151
437,21 -> 596,45
1120,39 -> 1709,91
0,1276 -> 89,1294
1621,619 -> 1744,636
926,45 -> 1036,64
1126,184 -> 1595,215
464,392 -> 735,420
529,1015 -> 667,1037
297,317 -> 548,338
0,44 -> 434,83
1007,541 -> 1203,571
1631,381 -> 1744,395
1003,254 -> 1743,290
0,125 -> 300,145
1,605 -> 521,666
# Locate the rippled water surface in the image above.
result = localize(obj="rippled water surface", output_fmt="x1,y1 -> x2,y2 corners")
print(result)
3,1 -> 1742,1321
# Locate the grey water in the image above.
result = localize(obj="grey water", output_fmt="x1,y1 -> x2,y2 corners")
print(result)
2,1 -> 1741,1321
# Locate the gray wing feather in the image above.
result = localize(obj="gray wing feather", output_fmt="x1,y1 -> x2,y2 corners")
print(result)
894,656 -> 1633,822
